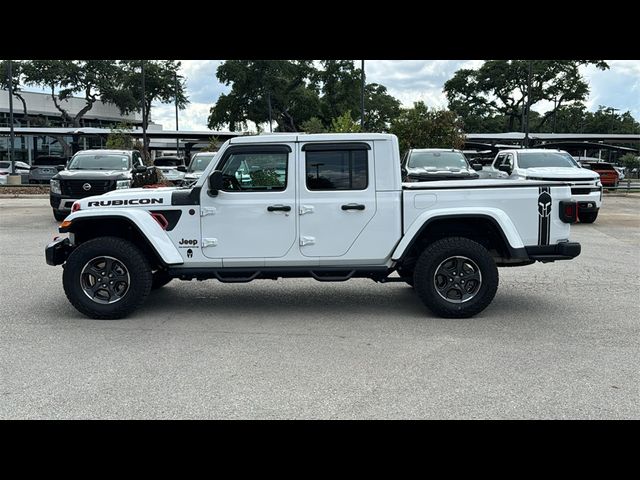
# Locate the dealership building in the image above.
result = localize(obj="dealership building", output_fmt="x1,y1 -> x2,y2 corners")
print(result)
0,89 -> 144,162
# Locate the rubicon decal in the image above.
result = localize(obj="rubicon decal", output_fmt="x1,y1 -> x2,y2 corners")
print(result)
87,198 -> 164,207
537,187 -> 551,246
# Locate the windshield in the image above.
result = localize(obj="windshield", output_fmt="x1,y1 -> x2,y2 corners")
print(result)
408,151 -> 469,169
188,153 -> 216,173
0,162 -> 10,169
34,157 -> 66,166
154,158 -> 183,167
68,154 -> 131,171
518,152 -> 578,169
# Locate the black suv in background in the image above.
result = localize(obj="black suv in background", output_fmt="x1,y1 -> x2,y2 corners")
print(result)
401,148 -> 483,182
50,149 -> 156,221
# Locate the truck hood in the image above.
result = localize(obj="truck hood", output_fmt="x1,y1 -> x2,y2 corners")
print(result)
406,167 -> 479,180
78,186 -> 177,209
523,167 -> 599,181
54,169 -> 132,180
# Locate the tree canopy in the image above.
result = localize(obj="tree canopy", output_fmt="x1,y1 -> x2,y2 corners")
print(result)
390,101 -> 465,154
444,60 -> 610,132
208,60 -> 400,132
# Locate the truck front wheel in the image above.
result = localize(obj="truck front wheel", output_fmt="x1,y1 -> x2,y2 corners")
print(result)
62,237 -> 153,319
414,237 -> 499,318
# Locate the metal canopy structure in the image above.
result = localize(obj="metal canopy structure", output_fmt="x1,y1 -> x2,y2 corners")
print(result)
464,132 -> 640,147
0,127 -> 250,142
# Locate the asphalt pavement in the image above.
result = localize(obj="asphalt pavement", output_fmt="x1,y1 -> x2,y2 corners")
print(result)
0,195 -> 638,419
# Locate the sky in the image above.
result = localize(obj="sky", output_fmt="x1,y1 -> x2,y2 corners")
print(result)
21,60 -> 640,131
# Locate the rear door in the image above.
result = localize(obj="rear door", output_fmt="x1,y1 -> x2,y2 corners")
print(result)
297,142 -> 376,257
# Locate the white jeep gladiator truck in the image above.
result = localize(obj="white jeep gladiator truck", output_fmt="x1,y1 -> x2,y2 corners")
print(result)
482,148 -> 602,223
45,133 -> 581,320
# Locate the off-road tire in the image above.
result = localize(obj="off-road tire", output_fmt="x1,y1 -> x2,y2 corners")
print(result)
413,237 -> 499,318
53,209 -> 67,221
579,211 -> 598,223
62,236 -> 152,319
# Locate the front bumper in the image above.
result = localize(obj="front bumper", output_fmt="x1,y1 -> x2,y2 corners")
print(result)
45,237 -> 73,266
50,193 -> 78,212
525,242 -> 581,262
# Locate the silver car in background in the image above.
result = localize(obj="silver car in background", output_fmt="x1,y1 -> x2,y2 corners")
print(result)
154,156 -> 186,185
181,151 -> 217,186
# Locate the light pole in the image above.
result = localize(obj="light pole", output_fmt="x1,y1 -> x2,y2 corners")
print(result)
141,60 -> 148,161
174,71 -> 180,155
268,90 -> 272,133
524,60 -> 532,147
360,60 -> 365,131
7,60 -> 16,174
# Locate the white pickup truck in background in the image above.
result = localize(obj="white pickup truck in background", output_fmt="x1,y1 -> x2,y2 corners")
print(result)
481,148 -> 603,223
46,134 -> 582,320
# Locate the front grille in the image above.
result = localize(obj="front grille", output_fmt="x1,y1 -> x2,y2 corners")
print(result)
529,176 -> 596,182
61,179 -> 114,198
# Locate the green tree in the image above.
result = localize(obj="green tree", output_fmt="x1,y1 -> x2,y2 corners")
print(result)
22,60 -> 122,127
390,102 -> 465,154
330,110 -> 361,132
208,60 -> 401,133
444,60 -> 609,132
109,60 -> 189,156
105,122 -> 135,149
619,153 -> 640,175
364,83 -> 401,132
1,60 -> 30,121
209,60 -> 319,132
300,117 -> 327,133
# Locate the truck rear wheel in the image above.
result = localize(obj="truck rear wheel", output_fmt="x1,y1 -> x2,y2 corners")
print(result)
413,237 -> 499,318
62,236 -> 152,319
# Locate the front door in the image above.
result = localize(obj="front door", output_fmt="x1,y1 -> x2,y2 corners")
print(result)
200,144 -> 297,261
297,142 -> 376,257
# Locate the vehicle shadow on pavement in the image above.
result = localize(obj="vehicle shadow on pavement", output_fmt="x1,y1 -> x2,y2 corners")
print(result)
141,280 -> 430,319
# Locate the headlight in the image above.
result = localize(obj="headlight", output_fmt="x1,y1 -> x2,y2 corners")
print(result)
116,180 -> 130,189
50,179 -> 61,194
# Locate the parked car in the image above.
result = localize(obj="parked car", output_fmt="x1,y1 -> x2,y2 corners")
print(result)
483,149 -> 603,223
578,160 -> 619,188
181,151 -> 217,185
0,161 -> 31,184
29,156 -> 68,184
154,156 -> 186,185
49,149 -> 156,221
401,148 -> 483,182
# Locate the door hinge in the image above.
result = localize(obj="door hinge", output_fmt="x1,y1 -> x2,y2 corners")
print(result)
201,207 -> 217,217
202,238 -> 218,248
299,205 -> 314,215
300,236 -> 316,246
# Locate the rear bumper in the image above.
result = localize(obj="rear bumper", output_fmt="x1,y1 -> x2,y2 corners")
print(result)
525,242 -> 581,262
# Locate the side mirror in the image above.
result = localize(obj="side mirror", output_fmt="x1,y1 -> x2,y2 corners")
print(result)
55,165 -> 65,171
208,170 -> 223,195
133,165 -> 147,174
498,164 -> 512,174
176,165 -> 187,172
472,163 -> 483,171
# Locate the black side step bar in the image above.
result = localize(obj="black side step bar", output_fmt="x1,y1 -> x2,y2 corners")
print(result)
166,266 -> 391,283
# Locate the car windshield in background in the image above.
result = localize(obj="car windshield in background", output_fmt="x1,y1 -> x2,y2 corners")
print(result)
188,154 -> 216,173
408,151 -> 468,169
586,162 -> 616,171
0,162 -> 11,169
68,154 -> 130,171
518,152 -> 578,168
33,157 -> 66,166
154,158 -> 183,167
